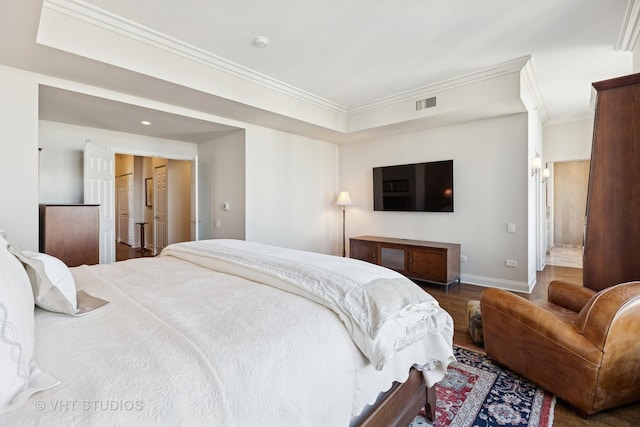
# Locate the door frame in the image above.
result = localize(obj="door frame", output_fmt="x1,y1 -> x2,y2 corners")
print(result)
153,164 -> 168,255
115,172 -> 134,246
88,145 -> 198,262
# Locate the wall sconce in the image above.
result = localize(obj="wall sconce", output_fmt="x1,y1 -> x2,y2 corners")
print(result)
542,168 -> 550,181
531,156 -> 542,176
335,191 -> 352,257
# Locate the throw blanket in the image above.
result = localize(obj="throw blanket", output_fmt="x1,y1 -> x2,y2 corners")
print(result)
162,239 -> 454,376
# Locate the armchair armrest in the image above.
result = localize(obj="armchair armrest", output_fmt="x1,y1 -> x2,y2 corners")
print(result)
548,280 -> 596,312
480,288 -> 601,362
575,281 -> 640,350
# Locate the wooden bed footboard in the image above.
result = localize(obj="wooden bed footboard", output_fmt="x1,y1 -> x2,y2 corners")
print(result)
356,368 -> 435,427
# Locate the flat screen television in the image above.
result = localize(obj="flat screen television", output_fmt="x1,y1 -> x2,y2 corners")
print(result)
373,160 -> 453,212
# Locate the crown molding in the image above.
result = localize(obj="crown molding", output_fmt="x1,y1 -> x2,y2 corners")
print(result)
545,113 -> 594,126
347,56 -> 533,114
616,0 -> 640,51
520,57 -> 549,123
42,1 -> 547,126
43,0 -> 347,116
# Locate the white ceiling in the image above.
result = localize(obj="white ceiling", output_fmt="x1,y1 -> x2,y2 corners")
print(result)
80,0 -> 633,115
39,86 -> 241,143
0,0 -> 636,142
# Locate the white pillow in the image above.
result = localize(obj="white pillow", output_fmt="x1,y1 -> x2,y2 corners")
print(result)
21,251 -> 78,315
12,250 -> 109,316
0,231 -> 59,413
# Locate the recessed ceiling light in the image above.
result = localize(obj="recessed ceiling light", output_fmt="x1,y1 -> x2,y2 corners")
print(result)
141,121 -> 151,125
253,36 -> 269,48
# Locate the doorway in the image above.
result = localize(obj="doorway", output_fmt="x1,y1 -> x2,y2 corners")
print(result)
113,154 -> 193,261
547,159 -> 589,268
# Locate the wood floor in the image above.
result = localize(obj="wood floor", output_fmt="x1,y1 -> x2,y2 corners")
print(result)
115,242 -> 155,261
419,265 -> 640,427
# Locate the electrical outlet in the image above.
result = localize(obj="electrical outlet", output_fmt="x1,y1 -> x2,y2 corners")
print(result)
505,259 -> 518,267
460,255 -> 468,262
215,219 -> 221,228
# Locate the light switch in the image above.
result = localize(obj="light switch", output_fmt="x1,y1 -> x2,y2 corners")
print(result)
507,223 -> 516,233
222,202 -> 230,211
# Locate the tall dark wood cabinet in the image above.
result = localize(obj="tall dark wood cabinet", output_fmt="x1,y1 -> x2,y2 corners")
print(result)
583,73 -> 640,291
39,204 -> 100,267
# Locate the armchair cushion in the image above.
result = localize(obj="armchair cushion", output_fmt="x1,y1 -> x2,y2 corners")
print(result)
480,281 -> 640,415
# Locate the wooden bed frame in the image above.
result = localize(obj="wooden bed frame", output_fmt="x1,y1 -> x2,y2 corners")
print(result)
356,368 -> 436,426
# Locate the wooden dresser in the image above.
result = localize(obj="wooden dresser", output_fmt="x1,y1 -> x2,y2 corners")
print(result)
583,73 -> 640,291
350,235 -> 460,287
39,204 -> 100,267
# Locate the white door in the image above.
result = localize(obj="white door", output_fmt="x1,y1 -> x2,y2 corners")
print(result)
124,174 -> 134,246
84,142 -> 115,264
154,165 -> 168,253
116,174 -> 134,246
190,156 -> 199,241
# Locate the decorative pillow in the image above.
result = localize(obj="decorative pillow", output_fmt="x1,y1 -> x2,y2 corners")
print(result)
1,234 -> 109,316
20,251 -> 78,315
0,231 -> 59,413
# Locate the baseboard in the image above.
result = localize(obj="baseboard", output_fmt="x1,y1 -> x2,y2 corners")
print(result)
460,273 -> 530,293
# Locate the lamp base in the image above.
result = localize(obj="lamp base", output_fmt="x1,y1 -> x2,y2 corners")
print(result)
341,206 -> 346,257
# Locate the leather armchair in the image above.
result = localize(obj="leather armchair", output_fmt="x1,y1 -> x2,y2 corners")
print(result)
480,280 -> 640,415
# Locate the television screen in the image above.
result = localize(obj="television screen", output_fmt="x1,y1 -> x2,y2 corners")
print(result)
373,160 -> 453,212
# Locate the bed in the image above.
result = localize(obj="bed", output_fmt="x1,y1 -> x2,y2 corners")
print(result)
1,236 -> 455,426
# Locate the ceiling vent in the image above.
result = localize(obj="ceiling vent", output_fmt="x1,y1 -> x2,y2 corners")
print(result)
416,97 -> 437,111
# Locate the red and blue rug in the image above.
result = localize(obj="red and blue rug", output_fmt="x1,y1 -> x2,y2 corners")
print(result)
410,346 -> 555,427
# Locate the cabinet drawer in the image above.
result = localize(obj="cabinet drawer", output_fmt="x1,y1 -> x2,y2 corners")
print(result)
410,247 -> 446,282
350,239 -> 377,264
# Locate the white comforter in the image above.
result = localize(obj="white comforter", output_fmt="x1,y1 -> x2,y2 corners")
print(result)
2,239 -> 454,427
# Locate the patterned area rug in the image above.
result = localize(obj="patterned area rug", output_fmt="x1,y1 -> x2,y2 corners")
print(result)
410,346 -> 555,427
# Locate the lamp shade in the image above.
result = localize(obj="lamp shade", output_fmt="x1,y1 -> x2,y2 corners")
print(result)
335,191 -> 352,206
531,156 -> 542,171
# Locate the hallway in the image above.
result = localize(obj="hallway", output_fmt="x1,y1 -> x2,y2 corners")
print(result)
547,245 -> 582,269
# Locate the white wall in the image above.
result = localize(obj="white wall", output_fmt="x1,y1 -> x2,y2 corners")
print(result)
339,114 -> 531,291
544,119 -> 593,162
1,65 -> 341,255
0,62 -> 540,271
39,126 -> 85,204
527,108 -> 545,282
542,118 -> 593,249
39,121 -> 199,206
198,130 -> 246,240
0,66 -> 39,250
38,116 -> 340,256
245,126 -> 339,255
